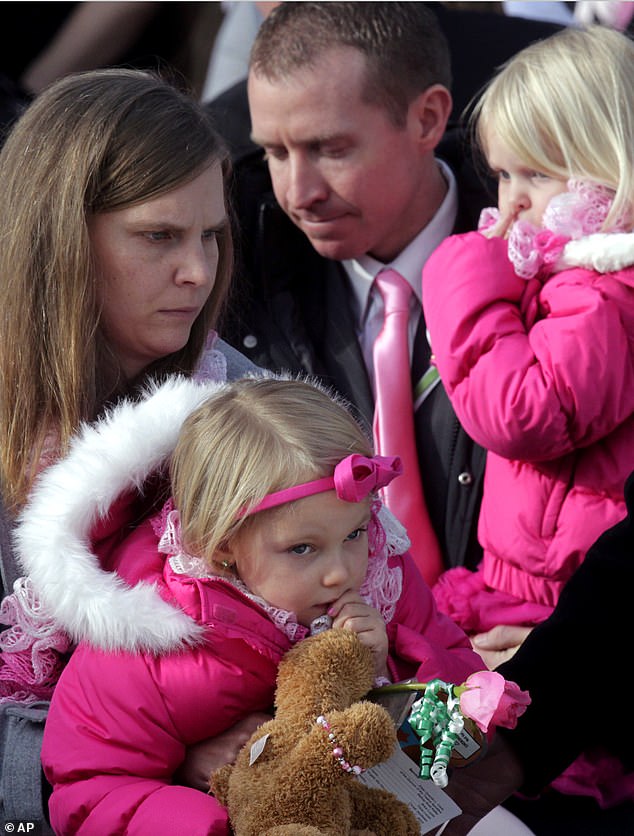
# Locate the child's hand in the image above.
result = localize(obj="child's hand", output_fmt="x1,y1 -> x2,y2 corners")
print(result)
329,591 -> 389,679
481,208 -> 517,240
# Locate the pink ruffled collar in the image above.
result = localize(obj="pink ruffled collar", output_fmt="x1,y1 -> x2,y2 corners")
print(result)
479,178 -> 630,279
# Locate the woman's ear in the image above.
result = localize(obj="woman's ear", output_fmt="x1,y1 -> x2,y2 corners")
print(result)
410,84 -> 453,151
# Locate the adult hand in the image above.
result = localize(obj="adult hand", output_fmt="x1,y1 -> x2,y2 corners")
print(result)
440,735 -> 525,835
471,625 -> 532,670
175,712 -> 272,791
329,591 -> 389,680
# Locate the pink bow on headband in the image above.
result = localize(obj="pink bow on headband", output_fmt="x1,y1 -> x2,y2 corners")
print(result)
334,454 -> 403,502
241,454 -> 402,517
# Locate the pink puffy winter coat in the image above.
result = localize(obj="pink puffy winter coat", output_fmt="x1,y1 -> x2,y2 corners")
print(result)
14,378 -> 484,836
423,230 -> 634,613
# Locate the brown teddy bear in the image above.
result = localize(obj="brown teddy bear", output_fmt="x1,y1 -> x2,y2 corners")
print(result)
210,628 -> 421,836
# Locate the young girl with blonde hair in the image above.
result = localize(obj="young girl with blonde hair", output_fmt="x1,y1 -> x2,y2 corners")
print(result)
423,24 -> 634,810
17,376 -> 486,833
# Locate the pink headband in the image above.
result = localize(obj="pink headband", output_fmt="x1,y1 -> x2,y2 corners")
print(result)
240,454 -> 402,518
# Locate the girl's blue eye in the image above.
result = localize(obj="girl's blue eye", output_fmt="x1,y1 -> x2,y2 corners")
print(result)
346,527 -> 368,542
290,543 -> 312,556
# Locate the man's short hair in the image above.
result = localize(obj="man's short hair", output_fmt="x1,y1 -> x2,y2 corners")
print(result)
250,2 -> 451,127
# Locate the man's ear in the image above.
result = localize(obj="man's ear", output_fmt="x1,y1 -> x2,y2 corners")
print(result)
410,84 -> 453,152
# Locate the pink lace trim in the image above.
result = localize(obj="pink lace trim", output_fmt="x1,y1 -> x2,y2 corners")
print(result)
0,577 -> 71,705
360,499 -> 405,624
153,496 -> 404,643
479,178 -> 630,279
1,429 -> 71,706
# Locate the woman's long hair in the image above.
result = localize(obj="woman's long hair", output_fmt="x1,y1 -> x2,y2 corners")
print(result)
0,68 -> 233,511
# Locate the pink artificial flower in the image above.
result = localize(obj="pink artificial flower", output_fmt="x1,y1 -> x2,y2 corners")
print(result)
459,670 -> 530,734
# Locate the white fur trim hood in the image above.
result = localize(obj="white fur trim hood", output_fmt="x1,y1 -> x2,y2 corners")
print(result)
14,377 -> 225,654
558,231 -> 634,274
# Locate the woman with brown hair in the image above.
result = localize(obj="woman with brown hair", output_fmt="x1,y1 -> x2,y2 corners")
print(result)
0,67 -> 237,514
0,67 -> 254,828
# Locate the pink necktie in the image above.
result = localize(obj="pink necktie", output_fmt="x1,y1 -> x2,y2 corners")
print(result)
372,269 -> 443,585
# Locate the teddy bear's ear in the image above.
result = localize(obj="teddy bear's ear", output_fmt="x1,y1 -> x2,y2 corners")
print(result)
209,762 -> 233,804
275,628 -> 375,713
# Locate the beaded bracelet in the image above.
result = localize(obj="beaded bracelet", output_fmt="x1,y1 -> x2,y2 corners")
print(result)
316,715 -> 365,775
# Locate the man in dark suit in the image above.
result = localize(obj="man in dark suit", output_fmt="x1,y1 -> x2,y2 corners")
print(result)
211,3 -> 561,578
216,2 -> 490,580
